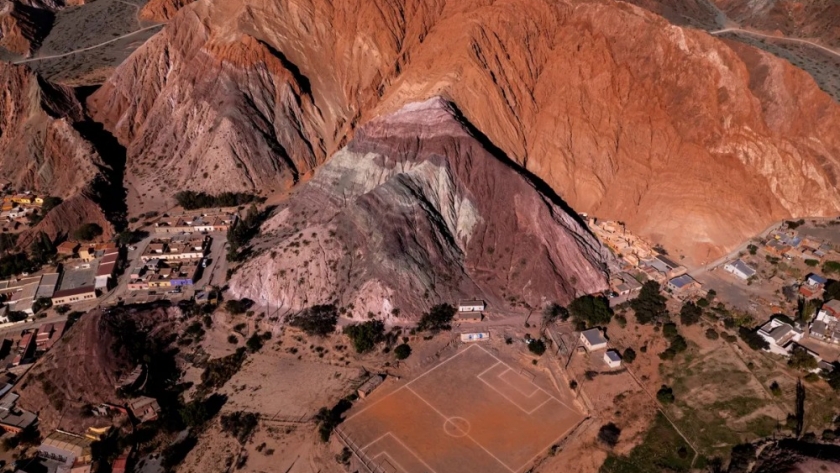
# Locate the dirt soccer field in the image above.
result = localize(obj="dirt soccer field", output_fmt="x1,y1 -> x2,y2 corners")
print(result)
340,344 -> 585,473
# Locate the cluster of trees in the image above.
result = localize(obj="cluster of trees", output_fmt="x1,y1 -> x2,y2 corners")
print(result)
656,385 -> 675,404
220,411 -> 259,445
738,326 -> 770,351
344,320 -> 385,353
174,191 -> 261,210
678,301 -> 702,326
528,339 -> 547,356
568,295 -> 612,328
227,205 -> 267,262
788,347 -> 818,372
417,304 -> 456,332
224,298 -> 253,315
631,281 -> 668,324
289,304 -> 338,336
73,223 -> 103,241
597,423 -> 621,448
659,323 -> 688,360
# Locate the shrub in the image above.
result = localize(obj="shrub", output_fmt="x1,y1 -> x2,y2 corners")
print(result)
568,295 -> 612,327
823,261 -> 840,275
622,347 -> 636,363
344,320 -> 385,353
394,343 -> 412,360
225,299 -> 253,315
220,411 -> 259,444
73,223 -> 103,241
54,304 -> 71,315
417,304 -> 456,332
227,335 -> 238,344
663,322 -> 679,340
656,385 -> 675,404
631,281 -> 667,324
32,297 -> 52,314
804,372 -> 820,383
705,328 -> 719,340
289,305 -> 338,337
598,423 -> 621,447
738,326 -> 770,351
805,259 -> 819,267
769,381 -> 782,396
528,339 -> 546,356
246,333 -> 264,353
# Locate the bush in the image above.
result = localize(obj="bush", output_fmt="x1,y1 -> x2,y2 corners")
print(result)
394,343 -> 412,360
568,295 -> 612,327
32,297 -> 52,314
705,328 -> 719,340
663,322 -> 679,340
417,304 -> 456,332
73,223 -> 103,241
54,304 -> 71,315
344,320 -> 385,353
823,261 -> 840,275
804,372 -> 820,383
289,305 -> 338,337
227,335 -> 238,344
598,423 -> 621,447
246,333 -> 264,353
631,281 -> 667,324
220,411 -> 258,444
805,259 -> 819,267
656,385 -> 675,404
622,347 -> 636,363
225,299 -> 253,315
528,339 -> 546,356
7,311 -> 27,323
738,326 -> 770,351
679,302 -> 702,326
769,381 -> 782,396
696,297 -> 710,308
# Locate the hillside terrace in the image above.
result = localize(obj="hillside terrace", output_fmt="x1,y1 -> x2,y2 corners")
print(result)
153,209 -> 238,234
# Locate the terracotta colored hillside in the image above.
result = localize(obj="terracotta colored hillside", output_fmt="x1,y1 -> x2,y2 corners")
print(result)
88,0 -> 840,263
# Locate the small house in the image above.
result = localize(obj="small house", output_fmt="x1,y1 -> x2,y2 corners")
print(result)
604,350 -> 621,369
580,328 -> 607,351
357,375 -> 385,399
458,300 -> 485,313
667,274 -> 700,294
758,317 -> 803,355
723,259 -> 756,280
56,241 -> 80,256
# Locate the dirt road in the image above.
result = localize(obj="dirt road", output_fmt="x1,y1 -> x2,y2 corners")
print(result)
13,24 -> 162,64
710,28 -> 840,59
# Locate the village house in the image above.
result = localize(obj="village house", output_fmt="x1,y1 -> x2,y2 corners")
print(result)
723,259 -> 756,280
128,396 -> 161,423
94,248 -> 120,290
51,286 -> 97,306
757,317 -> 803,355
56,241 -> 79,256
38,430 -> 94,471
458,300 -> 485,312
0,392 -> 37,433
579,328 -> 608,351
666,274 -> 701,295
604,350 -> 621,369
644,254 -> 687,279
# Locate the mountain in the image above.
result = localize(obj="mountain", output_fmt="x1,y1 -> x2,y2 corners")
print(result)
86,0 -> 840,264
713,0 -> 840,47
0,62 -> 116,244
228,98 -> 609,319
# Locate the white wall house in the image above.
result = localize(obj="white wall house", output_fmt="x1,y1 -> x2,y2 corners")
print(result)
604,350 -> 621,368
724,259 -> 756,280
757,318 -> 803,356
458,300 -> 485,312
580,328 -> 608,351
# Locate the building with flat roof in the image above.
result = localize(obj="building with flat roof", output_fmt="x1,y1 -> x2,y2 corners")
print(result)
458,300 -> 486,312
580,328 -> 607,351
667,274 -> 700,294
51,286 -> 96,306
724,259 -> 756,280
0,392 -> 37,433
604,350 -> 621,368
38,430 -> 93,468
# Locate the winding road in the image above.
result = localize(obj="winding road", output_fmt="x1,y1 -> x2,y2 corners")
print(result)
13,24 -> 162,65
710,27 -> 840,59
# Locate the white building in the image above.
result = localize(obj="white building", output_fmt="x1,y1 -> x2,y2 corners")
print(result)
580,328 -> 608,351
458,300 -> 485,313
724,259 -> 756,280
757,318 -> 803,355
604,350 -> 621,368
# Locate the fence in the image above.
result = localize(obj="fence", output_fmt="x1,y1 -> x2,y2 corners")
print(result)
334,426 -> 387,473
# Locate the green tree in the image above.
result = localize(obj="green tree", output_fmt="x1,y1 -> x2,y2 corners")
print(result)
29,231 -> 55,265
344,320 -> 385,353
289,305 -> 338,337
528,339 -> 546,356
417,304 -> 457,332
622,347 -> 636,363
823,261 -> 840,275
630,281 -> 667,324
73,223 -> 103,241
738,326 -> 770,351
804,259 -> 819,267
32,297 -> 52,314
394,343 -> 412,360
568,295 -> 612,327
679,301 -> 702,326
225,299 -> 253,315
788,347 -> 818,371
656,385 -> 675,404
705,328 -> 719,340
662,322 -> 679,340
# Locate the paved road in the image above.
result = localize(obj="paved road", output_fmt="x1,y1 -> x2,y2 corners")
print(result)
13,24 -> 162,64
710,27 -> 840,59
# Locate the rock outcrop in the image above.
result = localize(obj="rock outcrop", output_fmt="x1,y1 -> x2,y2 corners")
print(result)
0,1 -> 52,55
713,0 -> 840,47
229,98 -> 609,320
0,63 -> 118,244
138,0 -> 194,22
88,0 -> 840,264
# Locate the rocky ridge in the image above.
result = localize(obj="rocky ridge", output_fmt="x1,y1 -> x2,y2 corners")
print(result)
88,0 -> 840,263
228,98 -> 609,320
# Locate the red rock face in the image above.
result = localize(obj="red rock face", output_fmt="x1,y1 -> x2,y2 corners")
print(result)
90,0 -> 840,263
0,63 -> 114,244
229,98 -> 609,319
138,0 -> 194,22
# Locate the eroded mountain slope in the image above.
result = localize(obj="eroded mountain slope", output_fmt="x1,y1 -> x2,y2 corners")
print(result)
229,98 -> 609,319
89,0 -> 840,263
